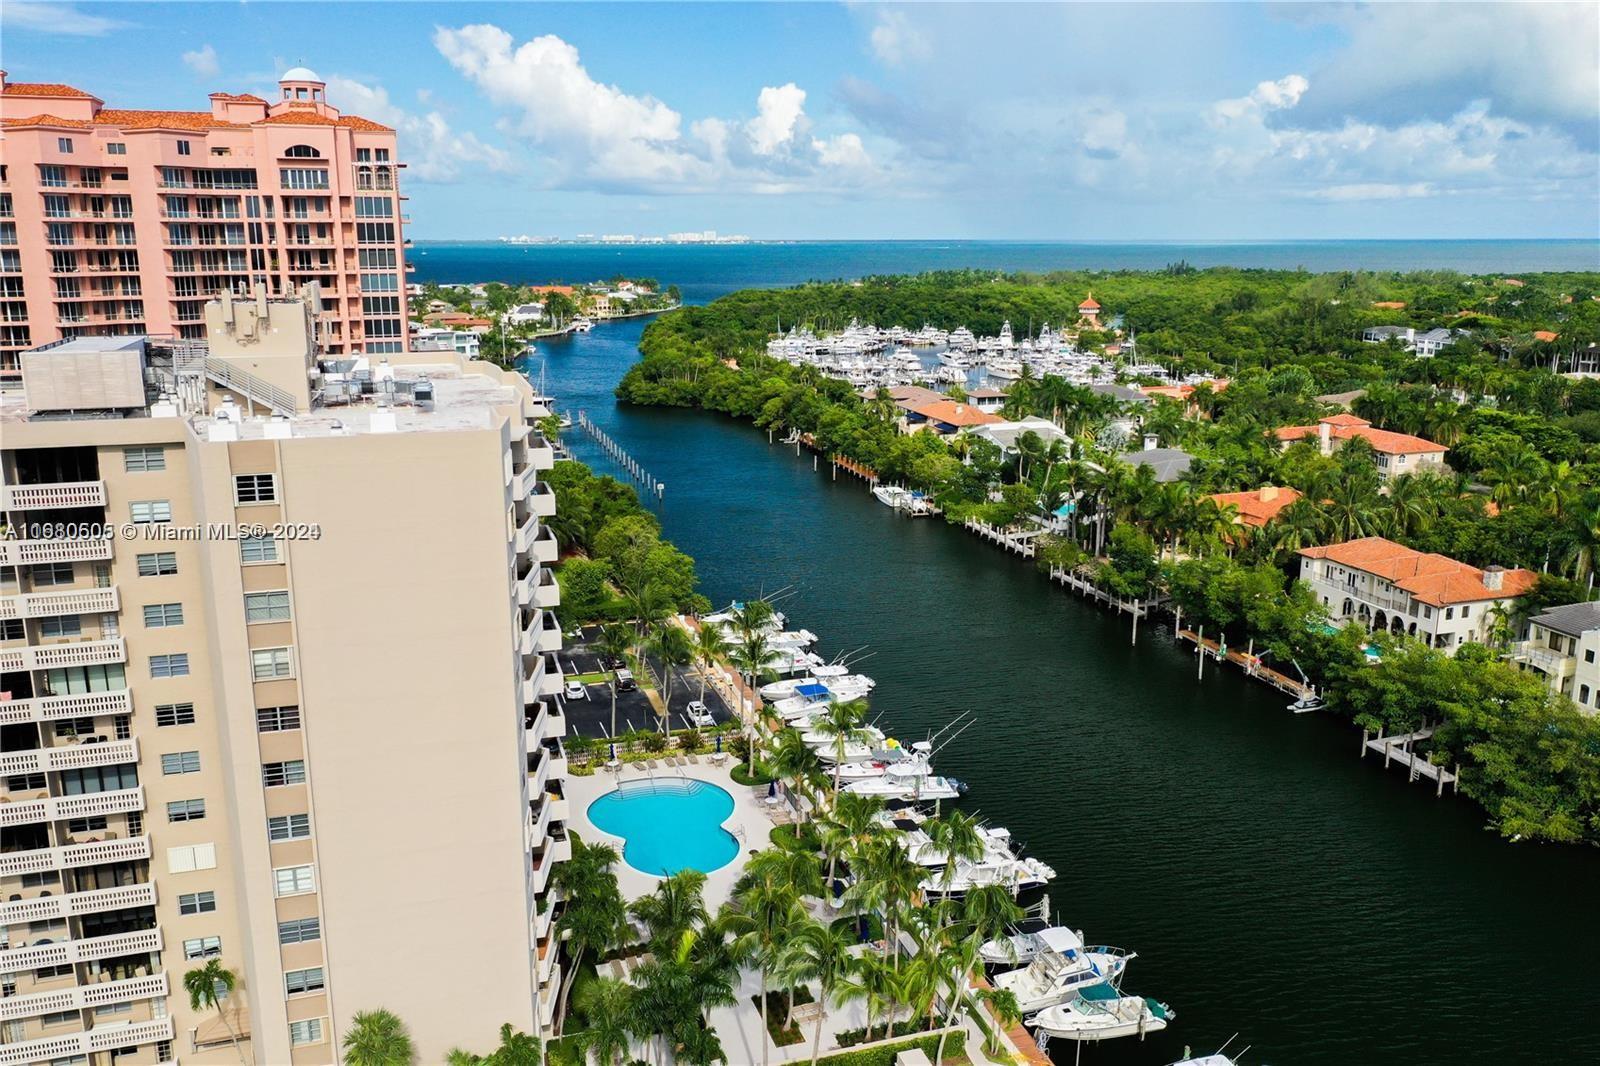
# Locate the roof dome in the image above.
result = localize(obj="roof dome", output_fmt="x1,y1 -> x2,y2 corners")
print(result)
279,67 -> 323,83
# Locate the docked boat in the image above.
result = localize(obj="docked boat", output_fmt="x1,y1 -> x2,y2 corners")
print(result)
993,936 -> 1134,1012
1288,691 -> 1324,713
948,326 -> 976,349
571,316 -> 594,332
919,853 -> 1056,901
980,918 -> 1090,967
842,762 -> 964,802
802,725 -> 889,762
985,359 -> 1023,380
872,484 -> 913,509
760,672 -> 874,701
1027,984 -> 1173,1042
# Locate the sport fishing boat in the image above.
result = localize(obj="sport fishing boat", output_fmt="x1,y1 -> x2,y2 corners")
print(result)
981,916 -> 1087,967
842,762 -> 964,802
985,359 -> 1023,380
919,853 -> 1057,901
872,484 -> 914,509
1027,984 -> 1174,1042
760,672 -> 875,701
802,724 -> 889,762
571,316 -> 594,332
993,936 -> 1135,1013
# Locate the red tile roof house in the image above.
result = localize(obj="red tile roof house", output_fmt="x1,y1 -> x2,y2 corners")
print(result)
1297,537 -> 1537,653
1203,486 -> 1302,529
1273,414 -> 1447,481
904,399 -> 1005,436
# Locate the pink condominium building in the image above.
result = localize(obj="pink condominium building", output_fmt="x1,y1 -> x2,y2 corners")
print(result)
0,68 -> 410,382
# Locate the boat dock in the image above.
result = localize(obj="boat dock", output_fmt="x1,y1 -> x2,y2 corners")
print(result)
1175,628 -> 1314,699
965,518 -> 1039,558
1362,726 -> 1461,796
578,411 -> 666,505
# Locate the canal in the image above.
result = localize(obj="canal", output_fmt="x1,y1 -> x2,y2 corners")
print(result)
533,316 -> 1599,1065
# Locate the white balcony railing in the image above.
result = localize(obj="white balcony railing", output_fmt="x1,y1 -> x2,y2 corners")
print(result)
0,879 -> 156,926
0,585 -> 119,620
522,655 -> 546,707
545,708 -> 567,738
0,480 -> 106,510
0,971 -> 167,1022
0,1017 -> 173,1066
0,737 -> 139,777
0,833 -> 151,877
0,926 -> 162,973
0,637 -> 126,673
0,784 -> 144,829
0,537 -> 113,566
531,528 -> 558,564
514,513 -> 538,555
0,687 -> 132,726
527,482 -> 557,518
534,569 -> 561,610
535,618 -> 562,654
529,436 -> 555,471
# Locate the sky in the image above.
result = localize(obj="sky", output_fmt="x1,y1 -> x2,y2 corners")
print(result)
6,1 -> 1599,241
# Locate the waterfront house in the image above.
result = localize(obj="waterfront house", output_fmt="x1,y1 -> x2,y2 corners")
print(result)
1116,437 -> 1194,482
1296,537 -> 1536,653
506,302 -> 546,326
905,399 -> 1004,436
1203,486 -> 1302,529
1091,382 -> 1148,405
1509,602 -> 1600,713
970,415 -> 1071,455
967,386 -> 1008,413
1272,414 -> 1448,481
1360,325 -> 1462,357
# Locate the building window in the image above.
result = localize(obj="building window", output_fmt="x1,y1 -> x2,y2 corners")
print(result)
155,702 -> 196,727
108,142 -> 127,155
1,618 -> 24,641
123,445 -> 166,472
256,705 -> 302,732
1586,649 -> 1595,664
39,615 -> 83,638
251,647 -> 293,679
279,168 -> 330,190
289,1017 -> 326,1046
283,145 -> 321,159
177,140 -> 192,156
177,890 -> 217,915
278,917 -> 321,945
183,936 -> 222,960
161,750 -> 201,775
262,759 -> 306,787
244,590 -> 291,623
143,602 -> 184,628
136,552 -> 179,576
240,535 -> 278,563
234,473 -> 277,504
284,967 -> 326,996
1581,684 -> 1592,705
274,865 -> 316,897
167,798 -> 206,822
149,653 -> 190,678
268,813 -> 312,841
168,842 -> 218,872
57,137 -> 74,154
67,815 -> 108,834
31,561 -> 76,586
130,500 -> 173,524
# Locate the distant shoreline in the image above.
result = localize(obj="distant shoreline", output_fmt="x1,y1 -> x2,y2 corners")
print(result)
412,237 -> 1597,247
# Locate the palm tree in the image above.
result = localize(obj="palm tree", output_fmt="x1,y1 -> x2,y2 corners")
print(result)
728,861 -> 807,1066
630,869 -> 710,952
648,623 -> 695,731
487,1023 -> 541,1066
597,623 -> 633,744
574,977 -> 637,1066
781,919 -> 859,1066
692,620 -> 730,704
624,580 -> 672,663
342,1009 -> 415,1066
813,699 -> 871,794
820,791 -> 883,896
921,810 -> 985,909
552,838 -> 627,1031
182,960 -> 245,1064
728,631 -> 774,775
767,727 -> 824,820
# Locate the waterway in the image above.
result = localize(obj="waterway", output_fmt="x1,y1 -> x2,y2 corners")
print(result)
415,245 -> 1600,1064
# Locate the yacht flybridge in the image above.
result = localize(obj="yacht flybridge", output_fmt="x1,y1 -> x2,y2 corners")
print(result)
992,934 -> 1134,1013
1027,984 -> 1174,1042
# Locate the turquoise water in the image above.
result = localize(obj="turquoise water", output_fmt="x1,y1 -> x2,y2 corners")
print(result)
587,778 -> 739,876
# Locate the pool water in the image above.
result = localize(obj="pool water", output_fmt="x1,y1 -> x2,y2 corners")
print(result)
586,778 -> 739,875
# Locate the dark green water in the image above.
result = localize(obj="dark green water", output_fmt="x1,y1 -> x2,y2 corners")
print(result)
535,317 -> 1599,1065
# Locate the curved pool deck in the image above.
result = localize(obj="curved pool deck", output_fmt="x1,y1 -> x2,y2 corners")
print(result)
568,760 -> 774,906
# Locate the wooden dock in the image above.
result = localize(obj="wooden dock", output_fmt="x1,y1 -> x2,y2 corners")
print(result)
964,518 -> 1039,558
787,432 -> 880,483
1175,628 -> 1314,699
1362,726 -> 1460,795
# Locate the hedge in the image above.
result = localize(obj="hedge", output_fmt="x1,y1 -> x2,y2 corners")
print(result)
815,1028 -> 965,1066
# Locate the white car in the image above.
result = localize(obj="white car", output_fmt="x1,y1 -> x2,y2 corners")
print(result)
563,680 -> 588,701
685,700 -> 714,727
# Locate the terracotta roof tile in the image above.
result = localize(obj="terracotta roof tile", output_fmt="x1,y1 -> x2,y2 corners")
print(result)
211,92 -> 267,103
2,82 -> 95,99
1297,537 -> 1536,606
255,110 -> 393,132
1,113 -> 91,129
1273,415 -> 1445,455
1371,301 -> 1407,309
1203,487 -> 1301,527
94,109 -> 242,131
909,400 -> 1004,427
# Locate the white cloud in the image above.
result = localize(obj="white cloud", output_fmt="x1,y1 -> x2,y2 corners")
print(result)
182,44 -> 220,79
1302,183 -> 1435,202
748,84 -> 807,156
325,76 -> 513,184
1211,74 -> 1309,124
870,10 -> 931,67
3,1 -> 125,36
433,25 -> 879,194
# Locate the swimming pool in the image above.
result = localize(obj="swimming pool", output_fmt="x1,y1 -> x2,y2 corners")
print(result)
586,778 -> 739,876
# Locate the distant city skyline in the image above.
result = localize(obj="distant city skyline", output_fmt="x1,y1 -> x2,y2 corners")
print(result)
7,1 -> 1598,241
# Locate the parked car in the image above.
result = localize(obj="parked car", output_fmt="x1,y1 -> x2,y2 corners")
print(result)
563,680 -> 588,701
615,669 -> 637,692
685,700 -> 715,727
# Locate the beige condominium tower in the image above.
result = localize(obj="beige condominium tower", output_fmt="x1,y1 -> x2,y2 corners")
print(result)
2,285 -> 570,1064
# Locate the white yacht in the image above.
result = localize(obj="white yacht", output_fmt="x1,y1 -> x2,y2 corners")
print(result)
760,672 -> 874,701
919,853 -> 1056,901
981,918 -> 1086,967
1027,986 -> 1173,1042
802,724 -> 888,762
948,326 -> 976,349
873,484 -> 914,509
938,349 -> 972,368
842,763 -> 964,802
993,936 -> 1134,1012
985,359 -> 1023,380
571,316 -> 594,332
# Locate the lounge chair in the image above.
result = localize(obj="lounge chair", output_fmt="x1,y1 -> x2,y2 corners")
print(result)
687,753 -> 701,765
644,758 -> 658,770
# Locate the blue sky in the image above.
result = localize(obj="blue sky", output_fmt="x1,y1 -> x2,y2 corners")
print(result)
7,1 -> 1599,241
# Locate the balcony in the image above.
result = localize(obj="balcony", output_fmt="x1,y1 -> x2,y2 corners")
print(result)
545,706 -> 568,738
531,526 -> 559,565
522,655 -> 546,707
513,512 -> 538,555
534,568 -> 561,610
0,585 -> 118,621
525,700 -> 549,742
1,479 -> 106,510
0,687 -> 131,726
0,537 -> 112,566
1511,642 -> 1575,680
0,879 -> 156,927
511,461 -> 538,502
515,564 -> 540,609
539,963 -> 562,1028
536,612 -> 562,654
529,435 -> 556,471
546,740 -> 568,781
0,737 -> 138,777
528,747 -> 550,796
0,926 -> 161,973
527,482 -> 557,518
0,833 -> 151,877
0,637 -> 126,674
0,784 -> 144,829
518,609 -> 541,657
540,655 -> 565,700
0,1017 -> 173,1066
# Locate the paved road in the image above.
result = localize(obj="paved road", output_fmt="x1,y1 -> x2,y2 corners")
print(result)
555,625 -> 736,739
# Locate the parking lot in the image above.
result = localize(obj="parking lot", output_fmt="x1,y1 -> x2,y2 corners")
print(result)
553,624 -> 737,739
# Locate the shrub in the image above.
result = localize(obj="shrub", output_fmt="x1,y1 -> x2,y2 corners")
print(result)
816,1029 -> 964,1065
677,728 -> 703,751
641,731 -> 668,753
